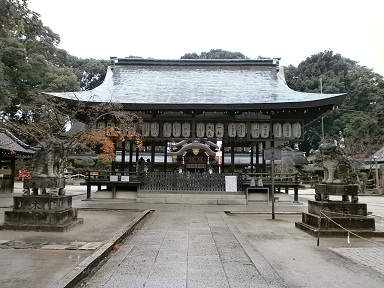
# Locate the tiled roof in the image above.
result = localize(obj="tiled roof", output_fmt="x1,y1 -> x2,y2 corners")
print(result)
372,146 -> 384,162
0,128 -> 37,155
45,59 -> 346,109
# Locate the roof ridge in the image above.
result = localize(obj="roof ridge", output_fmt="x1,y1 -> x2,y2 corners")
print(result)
112,58 -> 278,67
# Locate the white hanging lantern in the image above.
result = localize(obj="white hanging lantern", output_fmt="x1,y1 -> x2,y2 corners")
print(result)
142,122 -> 150,137
261,123 -> 270,138
172,122 -> 181,137
127,123 -> 136,134
283,122 -> 292,138
237,123 -> 246,138
251,123 -> 260,138
150,122 -> 159,137
106,121 -> 116,136
196,122 -> 205,138
273,123 -> 282,138
215,123 -> 224,138
182,122 -> 191,137
228,123 -> 236,138
163,122 -> 172,137
206,123 -> 215,138
292,122 -> 302,138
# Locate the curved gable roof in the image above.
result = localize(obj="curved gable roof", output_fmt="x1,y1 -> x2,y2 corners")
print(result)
0,128 -> 37,155
45,58 -> 346,110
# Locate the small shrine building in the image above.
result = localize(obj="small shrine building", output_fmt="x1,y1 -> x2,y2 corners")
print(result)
0,128 -> 37,193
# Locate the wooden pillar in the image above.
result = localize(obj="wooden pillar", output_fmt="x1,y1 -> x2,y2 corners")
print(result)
250,145 -> 254,173
163,142 -> 168,172
221,142 -> 225,173
10,155 -> 15,193
256,142 -> 260,171
129,142 -> 134,172
86,183 -> 91,199
111,139 -> 117,171
293,173 -> 299,203
121,140 -> 126,172
231,143 -> 235,173
135,146 -> 139,171
151,141 -> 155,172
262,141 -> 266,173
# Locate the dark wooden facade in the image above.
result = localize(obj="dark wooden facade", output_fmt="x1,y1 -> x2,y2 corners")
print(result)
0,128 -> 36,193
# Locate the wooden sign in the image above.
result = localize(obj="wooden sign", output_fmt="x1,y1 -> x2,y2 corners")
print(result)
264,148 -> 282,160
225,175 -> 238,192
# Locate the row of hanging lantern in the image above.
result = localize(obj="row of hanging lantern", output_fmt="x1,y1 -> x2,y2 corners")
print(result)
102,121 -> 302,139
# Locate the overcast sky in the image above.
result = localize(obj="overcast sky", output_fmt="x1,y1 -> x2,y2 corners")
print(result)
28,0 -> 384,76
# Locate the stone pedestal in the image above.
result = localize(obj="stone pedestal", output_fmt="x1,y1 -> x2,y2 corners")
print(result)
295,184 -> 383,237
3,196 -> 83,231
23,177 -> 66,196
2,178 -> 83,232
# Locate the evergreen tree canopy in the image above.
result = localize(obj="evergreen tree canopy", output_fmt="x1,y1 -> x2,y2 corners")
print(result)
181,49 -> 248,59
0,0 -> 108,110
285,50 -> 384,157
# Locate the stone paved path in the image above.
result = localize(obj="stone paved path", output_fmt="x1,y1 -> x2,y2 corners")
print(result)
83,211 -> 384,288
84,211 -> 284,288
330,246 -> 384,276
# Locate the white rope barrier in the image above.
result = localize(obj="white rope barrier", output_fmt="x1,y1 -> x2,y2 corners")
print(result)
319,211 -> 384,245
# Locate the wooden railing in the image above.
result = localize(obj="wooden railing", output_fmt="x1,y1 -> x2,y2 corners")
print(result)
84,170 -> 140,181
240,172 -> 300,183
84,170 -> 300,197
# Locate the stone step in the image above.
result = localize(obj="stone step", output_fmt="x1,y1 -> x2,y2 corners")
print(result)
137,192 -> 245,199
136,192 -> 246,205
295,221 -> 384,237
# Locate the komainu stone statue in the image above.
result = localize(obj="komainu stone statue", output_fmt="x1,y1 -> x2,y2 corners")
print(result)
24,141 -> 66,196
31,141 -> 64,178
319,142 -> 346,184
316,142 -> 358,203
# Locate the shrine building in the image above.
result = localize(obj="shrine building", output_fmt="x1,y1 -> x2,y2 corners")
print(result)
44,58 -> 346,198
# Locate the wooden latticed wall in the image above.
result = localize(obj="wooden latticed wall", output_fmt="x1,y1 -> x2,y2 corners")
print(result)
141,172 -> 241,192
